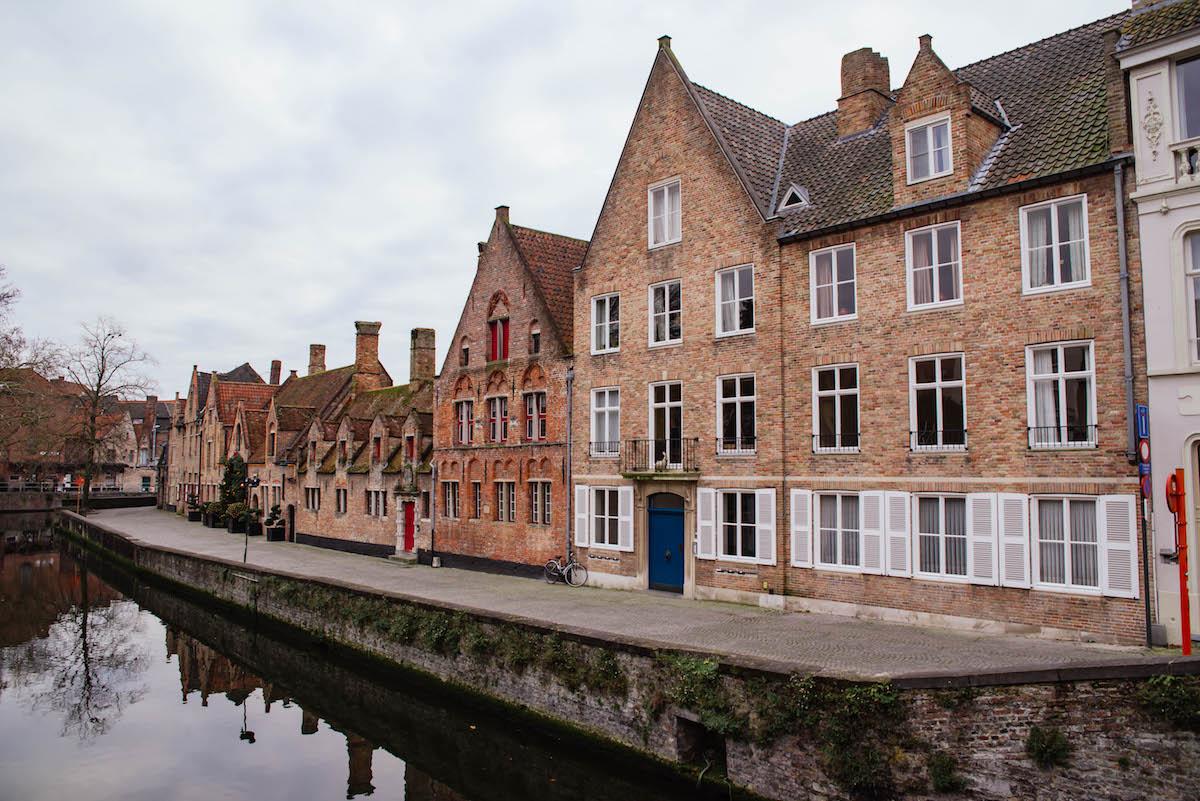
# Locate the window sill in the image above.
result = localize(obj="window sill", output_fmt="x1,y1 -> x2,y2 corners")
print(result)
906,299 -> 963,314
648,340 -> 683,349
590,452 -> 620,460
1022,280 -> 1092,296
648,239 -> 682,251
906,169 -> 954,186
810,314 -> 858,327
716,450 -> 757,458
1031,582 -> 1102,597
588,542 -> 626,553
1028,444 -> 1098,452
715,555 -> 763,566
715,329 -> 755,340
913,572 -> 971,585
813,446 -> 860,455
591,348 -> 621,356
813,563 -> 866,575
910,446 -> 968,454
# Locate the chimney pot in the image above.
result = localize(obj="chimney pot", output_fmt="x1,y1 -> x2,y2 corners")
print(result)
308,344 -> 326,376
289,369 -> 298,379
410,328 -> 436,382
658,35 -> 671,50
919,34 -> 932,50
495,205 -> 509,224
354,321 -> 384,391
270,359 -> 281,385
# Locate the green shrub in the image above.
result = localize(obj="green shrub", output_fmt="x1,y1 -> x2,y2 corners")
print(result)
927,752 -> 967,793
1135,674 -> 1200,732
1026,725 -> 1072,769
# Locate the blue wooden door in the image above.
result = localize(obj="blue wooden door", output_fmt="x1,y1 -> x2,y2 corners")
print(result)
648,496 -> 685,592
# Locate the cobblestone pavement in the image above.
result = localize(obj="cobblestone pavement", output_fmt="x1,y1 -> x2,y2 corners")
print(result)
90,507 -> 1182,681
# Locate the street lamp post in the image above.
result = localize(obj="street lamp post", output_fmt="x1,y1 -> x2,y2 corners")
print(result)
244,476 -> 261,564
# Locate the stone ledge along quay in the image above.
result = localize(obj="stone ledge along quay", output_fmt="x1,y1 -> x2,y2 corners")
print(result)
58,507 -> 1200,801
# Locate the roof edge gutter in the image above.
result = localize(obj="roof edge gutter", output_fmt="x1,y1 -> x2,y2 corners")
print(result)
778,155 -> 1133,245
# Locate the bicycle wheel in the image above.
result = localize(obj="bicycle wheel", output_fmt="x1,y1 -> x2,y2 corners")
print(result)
564,562 -> 588,588
543,560 -> 560,584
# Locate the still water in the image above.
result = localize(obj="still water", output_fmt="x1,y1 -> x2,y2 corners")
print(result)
0,515 -> 715,801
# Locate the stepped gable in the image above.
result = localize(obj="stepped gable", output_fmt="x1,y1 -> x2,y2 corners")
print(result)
1119,0 -> 1200,50
508,225 -> 587,346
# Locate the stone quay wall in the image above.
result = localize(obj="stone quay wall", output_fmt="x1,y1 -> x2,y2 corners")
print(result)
57,510 -> 1200,801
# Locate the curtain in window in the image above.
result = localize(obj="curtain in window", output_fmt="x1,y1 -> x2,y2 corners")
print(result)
1070,500 -> 1098,587
1038,500 -> 1065,584
1057,201 -> 1083,284
819,495 -> 838,564
931,122 -> 950,173
945,498 -> 967,576
815,253 -> 833,318
937,227 -> 959,301
918,497 -> 940,573
1033,350 -> 1059,445
720,271 -> 737,331
653,288 -> 666,341
667,183 -> 681,241
841,496 -> 860,566
912,232 -> 934,304
1027,207 -> 1052,287
651,190 -> 666,244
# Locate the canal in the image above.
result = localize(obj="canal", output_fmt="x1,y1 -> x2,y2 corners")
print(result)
0,514 -> 730,801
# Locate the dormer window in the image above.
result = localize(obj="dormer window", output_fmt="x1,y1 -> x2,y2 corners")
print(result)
778,184 -> 810,212
648,178 -> 681,248
906,116 -> 951,183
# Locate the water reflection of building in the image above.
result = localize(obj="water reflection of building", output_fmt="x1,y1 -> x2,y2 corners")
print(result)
165,628 -> 380,798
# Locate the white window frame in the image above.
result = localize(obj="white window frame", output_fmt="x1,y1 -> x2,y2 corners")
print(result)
1186,230 -> 1200,364
592,293 -> 620,354
1031,496 -> 1101,595
649,380 -> 683,467
590,387 -> 620,457
591,486 -> 620,548
715,264 -> 755,337
442,481 -> 459,519
717,373 -> 756,455
905,114 -> 952,184
809,243 -> 857,325
335,487 -> 347,514
905,221 -> 962,311
1019,194 -> 1091,294
1176,54 -> 1200,141
908,353 -> 967,452
913,494 -> 970,582
529,480 -> 551,525
812,364 -> 860,454
494,481 -> 515,522
305,487 -> 320,512
648,279 -> 683,347
647,177 -> 682,248
1025,340 -> 1097,449
814,492 -> 862,572
718,489 -> 758,562
471,480 -> 481,519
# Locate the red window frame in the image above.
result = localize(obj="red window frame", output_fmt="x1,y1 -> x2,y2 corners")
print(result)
489,319 -> 510,361
406,435 -> 415,458
456,401 -> 474,445
373,436 -> 381,460
525,392 -> 547,441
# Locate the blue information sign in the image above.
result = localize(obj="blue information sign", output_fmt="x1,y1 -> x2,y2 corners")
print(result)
1140,462 -> 1152,476
1136,403 -> 1150,439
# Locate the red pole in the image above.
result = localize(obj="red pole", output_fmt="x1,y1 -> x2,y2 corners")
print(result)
1169,468 -> 1192,656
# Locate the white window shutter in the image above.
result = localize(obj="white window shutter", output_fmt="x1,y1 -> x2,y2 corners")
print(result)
790,489 -> 813,567
884,491 -> 911,577
756,488 -> 776,565
861,491 -> 885,574
697,487 -> 716,559
574,484 -> 589,547
617,486 -> 635,552
997,493 -> 1031,589
1100,494 -> 1138,599
966,493 -> 999,586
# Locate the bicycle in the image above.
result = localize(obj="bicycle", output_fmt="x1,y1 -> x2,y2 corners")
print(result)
544,554 -> 588,587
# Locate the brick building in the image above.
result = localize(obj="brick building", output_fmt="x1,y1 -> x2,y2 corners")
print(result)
430,207 -> 586,571
570,13 -> 1149,643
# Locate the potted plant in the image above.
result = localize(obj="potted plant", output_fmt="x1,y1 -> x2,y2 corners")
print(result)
204,501 -> 226,527
264,504 -> 285,541
226,502 -> 248,534
186,493 -> 202,522
247,506 -> 263,537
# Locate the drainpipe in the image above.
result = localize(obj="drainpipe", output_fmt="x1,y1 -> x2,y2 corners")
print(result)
565,365 -> 574,559
1116,161 -> 1153,645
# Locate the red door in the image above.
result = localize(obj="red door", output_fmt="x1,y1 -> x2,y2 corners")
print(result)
403,502 -> 415,552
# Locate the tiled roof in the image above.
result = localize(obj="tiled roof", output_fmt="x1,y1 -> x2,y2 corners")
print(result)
275,404 -> 314,433
273,365 -> 353,416
217,363 -> 265,384
1119,0 -> 1200,50
195,372 -> 211,415
682,11 -> 1128,239
344,382 -> 420,421
213,381 -> 274,424
509,225 -> 587,347
242,410 -> 268,464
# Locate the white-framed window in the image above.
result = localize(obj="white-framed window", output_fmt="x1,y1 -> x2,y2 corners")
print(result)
810,244 -> 856,323
813,364 -> 859,453
442,481 -> 459,519
906,115 -> 952,183
649,381 -> 683,467
906,221 -> 961,310
816,493 -> 860,569
909,353 -> 966,451
455,400 -> 474,445
717,374 -> 755,454
1177,55 -> 1200,140
1186,231 -> 1200,362
494,481 -> 515,522
592,487 -> 619,546
487,396 -> 508,443
649,279 -> 682,346
1026,341 -> 1096,449
915,495 -> 967,579
719,490 -> 757,560
304,487 -> 320,511
590,388 -> 620,456
592,293 -> 620,353
366,489 -> 387,518
648,178 -> 681,248
716,264 -> 754,336
471,481 -> 481,519
529,481 -> 551,525
1020,195 -> 1089,293
335,488 -> 347,514
1033,497 -> 1099,591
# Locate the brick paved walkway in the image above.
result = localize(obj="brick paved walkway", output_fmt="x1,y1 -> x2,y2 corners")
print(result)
89,507 -> 1188,682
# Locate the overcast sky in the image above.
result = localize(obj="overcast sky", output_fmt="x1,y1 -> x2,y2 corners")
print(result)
0,0 -> 1128,397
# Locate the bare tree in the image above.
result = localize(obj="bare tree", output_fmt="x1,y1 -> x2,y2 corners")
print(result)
60,317 -> 155,509
0,266 -> 63,470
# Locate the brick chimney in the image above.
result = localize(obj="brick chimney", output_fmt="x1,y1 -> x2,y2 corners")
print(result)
410,328 -> 436,381
354,321 -> 383,391
308,344 -> 326,376
269,359 -> 281,385
838,47 -> 891,139
144,395 -> 157,425
495,205 -> 509,225
289,369 -> 298,380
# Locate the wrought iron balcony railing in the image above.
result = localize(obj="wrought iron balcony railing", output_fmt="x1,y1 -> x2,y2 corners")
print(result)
1028,424 -> 1097,450
813,432 -> 860,453
621,438 -> 699,473
589,440 -> 621,458
910,429 -> 967,452
715,436 -> 756,455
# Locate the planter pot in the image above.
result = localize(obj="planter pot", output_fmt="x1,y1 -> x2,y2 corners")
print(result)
228,519 -> 246,534
247,521 -> 262,537
202,514 -> 213,527
265,525 -> 285,542
187,510 -> 201,522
